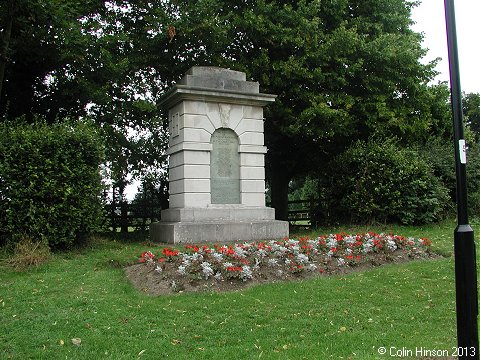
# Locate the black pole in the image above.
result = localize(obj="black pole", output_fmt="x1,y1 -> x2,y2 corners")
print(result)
444,1 -> 479,357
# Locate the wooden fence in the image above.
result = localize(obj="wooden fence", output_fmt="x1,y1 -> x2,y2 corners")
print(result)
104,198 -> 318,232
104,201 -> 163,232
287,199 -> 318,224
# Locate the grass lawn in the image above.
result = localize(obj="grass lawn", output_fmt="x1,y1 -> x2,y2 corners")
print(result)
0,218 -> 475,359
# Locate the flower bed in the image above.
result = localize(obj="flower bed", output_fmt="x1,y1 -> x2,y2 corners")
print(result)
125,232 -> 433,296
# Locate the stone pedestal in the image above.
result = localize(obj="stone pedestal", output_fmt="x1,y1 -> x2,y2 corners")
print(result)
149,66 -> 289,243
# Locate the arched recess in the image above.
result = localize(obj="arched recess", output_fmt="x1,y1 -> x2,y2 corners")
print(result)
210,128 -> 240,204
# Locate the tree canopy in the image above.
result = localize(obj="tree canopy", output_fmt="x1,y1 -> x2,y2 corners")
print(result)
1,0 -> 454,220
464,92 -> 480,141
211,0 -> 446,218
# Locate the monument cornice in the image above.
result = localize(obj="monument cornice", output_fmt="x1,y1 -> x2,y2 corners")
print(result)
159,85 -> 277,109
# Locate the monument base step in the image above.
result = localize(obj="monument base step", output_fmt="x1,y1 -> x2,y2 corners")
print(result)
149,219 -> 289,244
161,206 -> 276,222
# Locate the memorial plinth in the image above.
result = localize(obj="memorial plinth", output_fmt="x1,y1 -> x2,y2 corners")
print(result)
149,66 -> 289,243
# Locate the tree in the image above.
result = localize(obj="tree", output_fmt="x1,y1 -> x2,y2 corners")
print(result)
463,92 -> 480,141
1,0 -> 449,223
0,0 -> 227,203
211,0 -> 440,219
0,0 -> 105,119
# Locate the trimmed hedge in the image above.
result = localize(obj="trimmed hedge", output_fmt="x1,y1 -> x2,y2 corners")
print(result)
0,120 -> 105,248
328,139 -> 449,225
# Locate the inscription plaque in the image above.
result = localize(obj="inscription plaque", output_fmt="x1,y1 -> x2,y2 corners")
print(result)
210,129 -> 240,204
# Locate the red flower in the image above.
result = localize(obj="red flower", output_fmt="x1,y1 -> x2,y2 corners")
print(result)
140,251 -> 155,262
421,238 -> 432,246
226,266 -> 243,272
372,240 -> 383,249
162,247 -> 179,257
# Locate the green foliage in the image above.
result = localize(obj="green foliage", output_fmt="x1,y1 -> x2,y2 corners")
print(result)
464,92 -> 480,141
288,176 -> 318,202
0,0 -> 104,119
0,0 -> 458,217
328,139 -> 449,225
0,120 -> 105,248
0,0 -> 173,195
417,140 -> 456,205
418,139 -> 480,218
211,0 -> 444,218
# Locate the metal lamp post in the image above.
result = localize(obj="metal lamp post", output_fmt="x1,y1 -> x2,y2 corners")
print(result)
444,1 -> 479,357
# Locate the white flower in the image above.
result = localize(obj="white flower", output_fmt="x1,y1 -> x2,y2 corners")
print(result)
307,263 -> 317,272
211,252 -> 224,262
240,265 -> 253,281
223,262 -> 234,269
344,236 -> 356,245
234,246 -> 247,258
286,239 -> 300,252
255,249 -> 268,259
268,258 -> 278,267
386,239 -> 397,251
201,261 -> 214,279
181,257 -> 192,265
191,253 -> 204,261
155,265 -> 162,273
271,243 -> 287,254
326,236 -> 337,248
296,253 -> 309,264
177,265 -> 187,275
286,239 -> 299,246
242,242 -> 252,249
337,258 -> 346,267
214,272 -> 223,281
307,240 -> 319,254
362,240 -> 374,253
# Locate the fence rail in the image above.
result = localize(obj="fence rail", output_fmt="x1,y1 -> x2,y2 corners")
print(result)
104,202 -> 163,232
286,199 -> 316,222
104,198 -> 318,232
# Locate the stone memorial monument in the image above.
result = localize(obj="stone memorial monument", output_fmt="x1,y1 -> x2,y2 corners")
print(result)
150,66 -> 289,243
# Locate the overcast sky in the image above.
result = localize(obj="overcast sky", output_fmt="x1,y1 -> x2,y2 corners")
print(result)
411,0 -> 480,94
